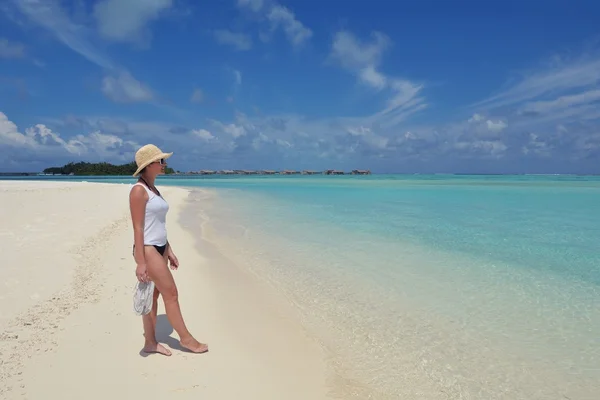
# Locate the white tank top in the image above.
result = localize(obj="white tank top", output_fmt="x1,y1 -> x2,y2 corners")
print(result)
130,182 -> 169,246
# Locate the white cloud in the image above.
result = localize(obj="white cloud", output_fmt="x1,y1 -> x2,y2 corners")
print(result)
466,114 -> 508,136
468,113 -> 484,123
266,5 -> 312,47
454,140 -> 507,158
12,103 -> 599,173
191,129 -> 214,140
237,0 -> 264,12
522,133 -> 552,157
93,0 -> 173,47
347,126 -> 389,150
453,51 -> 600,164
486,120 -> 508,133
101,71 -> 154,103
0,111 -> 139,162
0,38 -> 25,58
214,29 -> 252,51
359,65 -> 387,90
5,2 -> 600,173
330,31 -> 390,70
0,112 -> 33,147
237,0 -> 312,48
221,122 -> 246,138
252,132 -> 270,150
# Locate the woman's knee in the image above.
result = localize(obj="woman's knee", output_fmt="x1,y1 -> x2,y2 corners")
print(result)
161,283 -> 178,302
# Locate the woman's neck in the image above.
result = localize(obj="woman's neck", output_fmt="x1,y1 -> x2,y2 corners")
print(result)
140,174 -> 155,186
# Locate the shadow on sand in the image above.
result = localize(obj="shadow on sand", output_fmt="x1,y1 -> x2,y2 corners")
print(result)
138,314 -> 187,357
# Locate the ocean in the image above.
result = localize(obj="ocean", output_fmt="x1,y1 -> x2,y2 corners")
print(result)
8,174 -> 600,398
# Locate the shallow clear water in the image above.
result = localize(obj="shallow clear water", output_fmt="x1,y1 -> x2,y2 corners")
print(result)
9,174 -> 600,398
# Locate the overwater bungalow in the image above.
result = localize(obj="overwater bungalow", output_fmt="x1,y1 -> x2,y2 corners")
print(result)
351,169 -> 371,175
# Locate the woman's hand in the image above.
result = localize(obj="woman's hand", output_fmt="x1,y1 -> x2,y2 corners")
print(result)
136,263 -> 149,282
168,250 -> 179,270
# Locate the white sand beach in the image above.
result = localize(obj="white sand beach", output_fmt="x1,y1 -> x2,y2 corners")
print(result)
0,181 -> 333,399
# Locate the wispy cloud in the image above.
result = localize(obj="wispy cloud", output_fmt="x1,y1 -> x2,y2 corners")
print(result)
329,31 -> 390,72
237,0 -> 312,48
11,0 -> 115,70
266,5 -> 312,47
518,89 -> 600,116
101,71 -> 154,103
237,0 -> 264,13
471,54 -> 600,116
93,0 -> 174,47
233,69 -> 242,86
461,51 -> 600,161
8,0 -> 162,104
2,1 -> 600,173
214,29 -> 252,51
329,30 -> 427,129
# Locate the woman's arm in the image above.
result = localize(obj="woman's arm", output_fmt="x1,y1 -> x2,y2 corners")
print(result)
166,240 -> 179,270
129,186 -> 149,281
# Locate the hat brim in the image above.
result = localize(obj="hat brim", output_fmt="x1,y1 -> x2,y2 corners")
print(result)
132,152 -> 173,177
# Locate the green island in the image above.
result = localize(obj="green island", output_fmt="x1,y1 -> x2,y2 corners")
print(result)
42,161 -> 175,176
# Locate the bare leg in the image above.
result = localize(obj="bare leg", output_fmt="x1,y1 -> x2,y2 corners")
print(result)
149,286 -> 159,328
144,246 -> 208,353
141,286 -> 172,356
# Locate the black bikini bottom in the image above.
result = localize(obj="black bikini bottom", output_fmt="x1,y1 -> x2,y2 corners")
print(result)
132,244 -> 168,256
153,244 -> 167,256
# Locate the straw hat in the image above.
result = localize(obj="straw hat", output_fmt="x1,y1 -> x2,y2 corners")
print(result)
132,144 -> 173,177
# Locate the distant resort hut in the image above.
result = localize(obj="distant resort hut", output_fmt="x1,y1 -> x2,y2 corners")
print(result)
324,169 -> 345,175
186,168 -> 370,176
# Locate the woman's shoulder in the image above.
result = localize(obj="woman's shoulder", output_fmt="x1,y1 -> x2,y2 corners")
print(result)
130,183 -> 150,200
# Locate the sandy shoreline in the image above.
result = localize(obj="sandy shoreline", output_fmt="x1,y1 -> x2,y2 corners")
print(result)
0,181 -> 333,399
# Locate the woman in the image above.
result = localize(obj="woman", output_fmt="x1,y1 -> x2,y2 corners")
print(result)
129,144 -> 208,356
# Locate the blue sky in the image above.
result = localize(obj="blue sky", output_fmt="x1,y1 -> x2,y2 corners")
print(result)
1,0 -> 600,174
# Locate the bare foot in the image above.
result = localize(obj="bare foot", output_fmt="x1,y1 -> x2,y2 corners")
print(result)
143,342 -> 172,356
180,337 -> 209,353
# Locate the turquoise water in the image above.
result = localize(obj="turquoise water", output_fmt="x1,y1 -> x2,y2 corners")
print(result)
41,173 -> 598,284
7,174 -> 600,398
